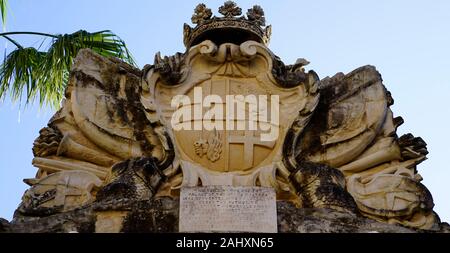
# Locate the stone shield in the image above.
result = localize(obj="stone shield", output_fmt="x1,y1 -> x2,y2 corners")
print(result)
142,40 -> 317,176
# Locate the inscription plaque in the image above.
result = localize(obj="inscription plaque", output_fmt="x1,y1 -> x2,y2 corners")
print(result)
179,186 -> 277,232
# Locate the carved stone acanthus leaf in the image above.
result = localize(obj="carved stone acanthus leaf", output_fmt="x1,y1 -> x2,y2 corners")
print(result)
152,52 -> 186,86
272,56 -> 309,88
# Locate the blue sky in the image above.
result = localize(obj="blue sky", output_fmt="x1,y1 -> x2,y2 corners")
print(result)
0,0 -> 449,222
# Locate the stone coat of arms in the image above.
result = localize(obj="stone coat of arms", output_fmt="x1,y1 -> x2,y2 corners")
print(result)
11,1 -> 445,232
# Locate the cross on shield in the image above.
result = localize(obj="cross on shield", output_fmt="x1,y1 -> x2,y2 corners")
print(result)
228,130 -> 276,169
171,77 -> 279,172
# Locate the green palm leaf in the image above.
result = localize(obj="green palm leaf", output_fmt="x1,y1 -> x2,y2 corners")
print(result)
0,29 -> 135,108
0,0 -> 7,29
0,47 -> 47,105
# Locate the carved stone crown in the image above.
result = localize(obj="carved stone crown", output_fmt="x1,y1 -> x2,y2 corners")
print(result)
183,1 -> 272,48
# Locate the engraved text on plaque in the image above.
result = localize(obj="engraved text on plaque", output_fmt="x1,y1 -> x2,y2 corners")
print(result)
179,186 -> 277,232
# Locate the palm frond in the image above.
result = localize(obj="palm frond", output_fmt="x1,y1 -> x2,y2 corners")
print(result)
75,30 -> 135,65
0,47 -> 48,105
0,29 -> 136,108
0,0 -> 7,29
50,30 -> 135,66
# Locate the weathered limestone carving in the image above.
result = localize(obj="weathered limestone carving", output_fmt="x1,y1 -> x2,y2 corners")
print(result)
152,52 -> 186,86
96,157 -> 167,203
19,44 -> 176,220
9,1 -> 446,232
193,129 -> 222,162
28,48 -> 174,181
246,5 -> 266,26
32,125 -> 63,157
288,161 -> 358,213
18,170 -> 102,215
294,66 -> 439,230
0,218 -> 10,232
142,39 -> 330,205
183,2 -> 271,48
218,1 -> 242,17
191,3 -> 212,25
